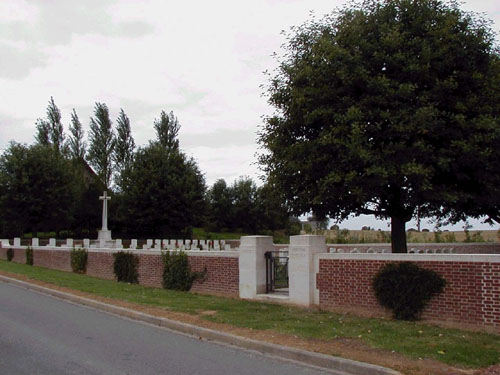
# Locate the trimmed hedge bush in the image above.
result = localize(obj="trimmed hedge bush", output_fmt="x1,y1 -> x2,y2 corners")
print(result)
6,248 -> 13,261
372,262 -> 446,320
70,247 -> 88,273
113,251 -> 139,283
26,246 -> 33,265
162,251 -> 206,291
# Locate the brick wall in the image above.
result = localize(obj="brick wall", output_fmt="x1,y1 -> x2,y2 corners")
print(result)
33,249 -> 71,272
137,253 -> 163,287
189,255 -> 239,297
0,247 -> 26,263
316,254 -> 500,328
135,253 -> 239,297
87,251 -> 115,280
1,247 -> 240,298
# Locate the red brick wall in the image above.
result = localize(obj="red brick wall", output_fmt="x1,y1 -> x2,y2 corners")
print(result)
33,249 -> 71,272
316,258 -> 500,328
189,256 -> 239,297
137,253 -> 163,287
86,251 -> 115,280
0,247 -> 26,263
1,247 -> 240,298
135,253 -> 240,297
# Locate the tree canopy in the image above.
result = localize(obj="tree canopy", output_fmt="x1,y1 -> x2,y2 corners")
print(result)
259,0 -> 500,252
0,143 -> 75,237
117,115 -> 206,238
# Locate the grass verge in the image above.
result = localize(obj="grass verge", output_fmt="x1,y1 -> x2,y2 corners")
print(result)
0,259 -> 498,369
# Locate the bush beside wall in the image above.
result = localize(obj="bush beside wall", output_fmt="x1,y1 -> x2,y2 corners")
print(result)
70,248 -> 88,273
113,251 -> 139,283
162,250 -> 206,291
372,262 -> 446,320
26,246 -> 33,265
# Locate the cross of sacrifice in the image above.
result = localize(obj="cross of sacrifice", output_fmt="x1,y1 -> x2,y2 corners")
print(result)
99,191 -> 111,232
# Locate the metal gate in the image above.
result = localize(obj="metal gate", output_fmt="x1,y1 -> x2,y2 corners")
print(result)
265,250 -> 289,293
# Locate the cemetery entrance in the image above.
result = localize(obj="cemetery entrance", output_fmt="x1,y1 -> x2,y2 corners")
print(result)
265,250 -> 289,294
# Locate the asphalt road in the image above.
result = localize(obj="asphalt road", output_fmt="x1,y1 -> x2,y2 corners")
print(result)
0,282 -> 334,375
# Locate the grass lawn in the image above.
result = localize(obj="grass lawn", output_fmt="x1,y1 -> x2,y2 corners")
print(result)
0,259 -> 498,369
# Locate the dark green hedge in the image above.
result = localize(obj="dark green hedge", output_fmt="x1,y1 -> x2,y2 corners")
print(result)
113,251 -> 139,283
372,262 -> 446,320
162,251 -> 206,291
70,248 -> 88,273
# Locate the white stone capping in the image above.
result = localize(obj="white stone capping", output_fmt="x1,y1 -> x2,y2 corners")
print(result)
316,252 -> 500,263
289,235 -> 326,306
31,238 -> 39,247
13,238 -> 21,246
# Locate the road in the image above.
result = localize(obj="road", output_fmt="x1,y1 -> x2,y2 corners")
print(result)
0,282 -> 334,375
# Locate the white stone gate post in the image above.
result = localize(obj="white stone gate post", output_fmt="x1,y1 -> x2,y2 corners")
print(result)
238,236 -> 274,299
289,235 -> 326,306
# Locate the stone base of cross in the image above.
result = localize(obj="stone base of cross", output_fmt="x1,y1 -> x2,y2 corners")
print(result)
98,229 -> 112,241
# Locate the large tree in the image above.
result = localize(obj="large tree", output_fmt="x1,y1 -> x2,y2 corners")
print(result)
0,142 -> 75,237
206,179 -> 233,231
259,0 -> 500,252
119,116 -> 206,237
87,102 -> 115,188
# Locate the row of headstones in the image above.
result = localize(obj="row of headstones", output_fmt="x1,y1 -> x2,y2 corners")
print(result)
328,247 -> 457,254
5,238 -> 111,248
3,238 -> 231,251
328,247 -> 391,253
138,239 -> 231,251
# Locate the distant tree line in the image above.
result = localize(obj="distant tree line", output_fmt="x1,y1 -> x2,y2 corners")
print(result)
0,98 -> 293,239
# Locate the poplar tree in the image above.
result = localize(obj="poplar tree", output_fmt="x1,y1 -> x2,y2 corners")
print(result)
35,97 -> 65,153
87,102 -> 115,188
67,109 -> 86,159
114,109 -> 135,190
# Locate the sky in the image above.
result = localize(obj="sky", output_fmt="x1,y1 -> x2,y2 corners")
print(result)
1,0 -> 499,232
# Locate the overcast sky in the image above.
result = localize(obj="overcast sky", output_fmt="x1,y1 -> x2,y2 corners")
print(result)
1,0 -> 499,231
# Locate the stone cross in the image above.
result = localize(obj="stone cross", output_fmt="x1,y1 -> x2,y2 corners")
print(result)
99,191 -> 111,231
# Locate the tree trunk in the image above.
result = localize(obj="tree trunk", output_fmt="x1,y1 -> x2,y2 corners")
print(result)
391,216 -> 407,253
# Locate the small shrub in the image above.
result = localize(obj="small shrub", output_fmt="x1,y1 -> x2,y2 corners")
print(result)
6,248 -> 14,261
372,262 -> 446,320
70,247 -> 88,273
162,250 -> 206,291
113,251 -> 139,283
26,246 -> 33,265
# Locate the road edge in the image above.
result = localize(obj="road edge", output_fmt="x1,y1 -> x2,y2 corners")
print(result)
0,275 -> 400,375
